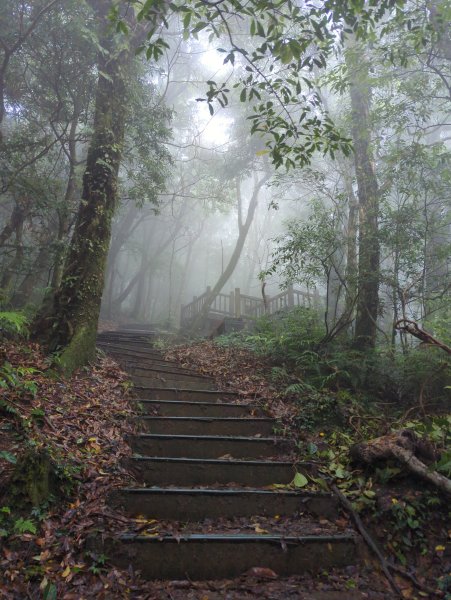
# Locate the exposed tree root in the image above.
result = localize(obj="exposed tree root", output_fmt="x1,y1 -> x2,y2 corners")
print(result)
330,483 -> 403,598
351,430 -> 451,497
331,484 -> 444,598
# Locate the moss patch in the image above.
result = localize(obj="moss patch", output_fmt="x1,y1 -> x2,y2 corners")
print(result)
57,322 -> 98,375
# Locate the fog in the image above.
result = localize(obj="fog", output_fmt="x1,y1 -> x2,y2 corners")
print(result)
1,0 -> 450,340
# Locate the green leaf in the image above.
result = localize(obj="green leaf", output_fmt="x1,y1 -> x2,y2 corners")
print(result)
0,451 -> 17,464
293,472 -> 308,488
183,11 -> 191,30
43,582 -> 57,600
98,70 -> 113,83
14,518 -> 37,534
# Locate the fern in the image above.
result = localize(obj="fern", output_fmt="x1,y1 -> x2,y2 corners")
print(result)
0,312 -> 29,335
284,381 -> 315,396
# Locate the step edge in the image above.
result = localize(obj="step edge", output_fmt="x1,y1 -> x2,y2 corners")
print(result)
116,487 -> 332,497
134,387 -> 236,395
117,533 -> 356,543
137,400 -> 252,407
128,433 -> 282,442
129,456 -> 297,466
135,416 -> 274,423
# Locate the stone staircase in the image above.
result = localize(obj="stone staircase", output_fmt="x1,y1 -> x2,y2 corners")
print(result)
97,329 -> 358,580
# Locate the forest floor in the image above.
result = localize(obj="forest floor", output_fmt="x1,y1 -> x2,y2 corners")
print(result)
0,337 -> 449,599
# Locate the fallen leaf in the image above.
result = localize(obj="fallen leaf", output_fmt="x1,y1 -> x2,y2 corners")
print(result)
244,567 -> 278,579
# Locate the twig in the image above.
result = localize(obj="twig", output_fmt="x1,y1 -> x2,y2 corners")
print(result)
389,564 -> 443,598
330,483 -> 403,598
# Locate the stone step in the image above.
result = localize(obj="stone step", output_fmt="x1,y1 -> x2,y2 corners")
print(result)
102,533 -> 357,580
135,387 -> 237,402
97,334 -> 157,345
131,375 -> 215,391
136,416 -> 275,436
128,433 -> 286,459
109,487 -> 338,520
97,342 -> 163,357
137,400 -> 263,418
125,456 -> 297,486
127,362 -> 210,378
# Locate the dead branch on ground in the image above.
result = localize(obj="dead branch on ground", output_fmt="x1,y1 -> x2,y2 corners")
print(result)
351,429 -> 451,497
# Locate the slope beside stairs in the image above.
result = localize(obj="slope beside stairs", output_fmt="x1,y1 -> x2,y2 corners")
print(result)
97,329 -> 359,581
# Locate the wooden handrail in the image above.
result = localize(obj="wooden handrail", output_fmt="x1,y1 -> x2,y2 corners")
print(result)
181,286 -> 320,325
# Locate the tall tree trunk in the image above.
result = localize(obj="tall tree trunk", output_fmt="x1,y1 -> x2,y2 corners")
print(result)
50,115 -> 79,292
343,169 -> 358,325
0,220 -> 24,295
346,43 -> 380,350
189,171 -> 270,332
103,203 -> 140,317
111,224 -> 181,312
32,8 -> 131,372
12,237 -> 52,308
0,198 -> 32,248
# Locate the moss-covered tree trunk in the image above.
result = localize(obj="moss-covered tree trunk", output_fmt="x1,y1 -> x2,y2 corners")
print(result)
32,14 -> 131,372
346,43 -> 380,350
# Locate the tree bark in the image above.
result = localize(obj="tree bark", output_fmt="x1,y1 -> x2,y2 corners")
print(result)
0,217 -> 24,293
346,43 -> 380,349
32,4 -> 132,372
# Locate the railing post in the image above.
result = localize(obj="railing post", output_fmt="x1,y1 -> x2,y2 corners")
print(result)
235,287 -> 241,317
229,291 -> 235,316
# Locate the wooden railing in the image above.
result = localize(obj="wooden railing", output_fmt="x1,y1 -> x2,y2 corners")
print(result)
181,285 -> 321,327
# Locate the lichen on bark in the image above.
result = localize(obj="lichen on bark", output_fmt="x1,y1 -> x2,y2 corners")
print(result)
32,9 -> 132,373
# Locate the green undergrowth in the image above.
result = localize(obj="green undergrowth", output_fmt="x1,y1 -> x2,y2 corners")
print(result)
0,310 -> 30,336
215,307 -> 450,411
213,309 -> 450,591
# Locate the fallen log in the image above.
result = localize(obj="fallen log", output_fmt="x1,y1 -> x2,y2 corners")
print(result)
351,430 -> 451,497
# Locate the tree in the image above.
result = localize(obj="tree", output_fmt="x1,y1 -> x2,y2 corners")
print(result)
31,0 -> 141,371
190,167 -> 271,332
345,42 -> 381,349
30,0 -> 412,369
0,0 -> 62,144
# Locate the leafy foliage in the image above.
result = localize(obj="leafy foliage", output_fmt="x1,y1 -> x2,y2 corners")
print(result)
0,312 -> 29,335
111,0 -> 412,168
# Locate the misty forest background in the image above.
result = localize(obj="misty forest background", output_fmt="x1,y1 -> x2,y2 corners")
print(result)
0,0 -> 450,403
